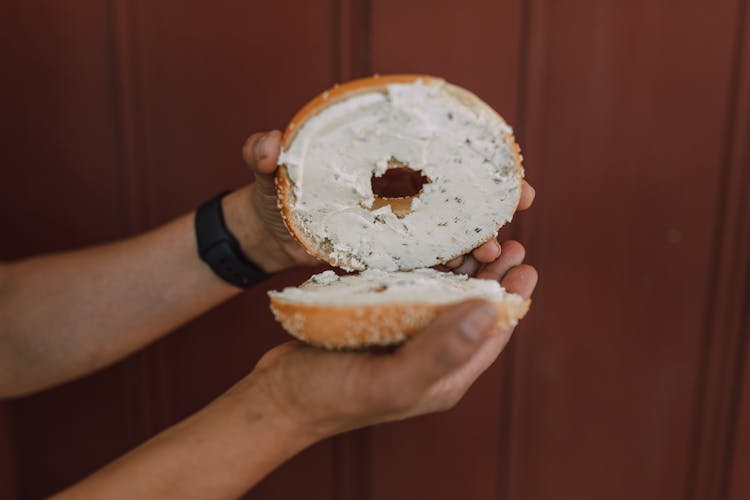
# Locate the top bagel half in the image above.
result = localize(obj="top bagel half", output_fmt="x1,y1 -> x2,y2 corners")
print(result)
276,74 -> 524,272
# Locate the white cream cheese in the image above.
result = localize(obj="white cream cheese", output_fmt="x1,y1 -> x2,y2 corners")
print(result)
279,79 -> 521,271
268,268 -> 523,306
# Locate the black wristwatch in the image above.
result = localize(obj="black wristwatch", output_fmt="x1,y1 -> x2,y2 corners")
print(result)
195,191 -> 270,288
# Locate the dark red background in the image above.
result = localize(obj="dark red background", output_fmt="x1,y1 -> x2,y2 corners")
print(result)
1,1 -> 749,499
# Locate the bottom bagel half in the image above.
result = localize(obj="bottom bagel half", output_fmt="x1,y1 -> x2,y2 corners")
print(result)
268,269 -> 530,349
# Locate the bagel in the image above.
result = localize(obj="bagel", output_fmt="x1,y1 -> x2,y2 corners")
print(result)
268,75 -> 529,348
268,269 -> 530,348
276,74 -> 524,271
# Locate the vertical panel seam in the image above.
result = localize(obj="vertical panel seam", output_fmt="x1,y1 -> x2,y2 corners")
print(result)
361,4 -> 372,498
331,3 -> 346,498
332,0 -> 342,83
497,1 -> 533,499
687,0 -> 749,497
719,67 -> 750,500
362,0 -> 372,77
514,0 -> 532,144
358,2 -> 373,495
332,1 -> 373,499
104,0 -> 141,448
1,402 -> 21,499
719,191 -> 750,499
103,0 -> 130,237
104,0 -> 158,446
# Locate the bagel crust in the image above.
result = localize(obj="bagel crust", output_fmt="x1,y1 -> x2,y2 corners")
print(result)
269,269 -> 530,348
276,74 -> 524,271
269,75 -> 529,348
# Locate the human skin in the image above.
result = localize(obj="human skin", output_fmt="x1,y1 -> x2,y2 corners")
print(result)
0,131 -> 537,498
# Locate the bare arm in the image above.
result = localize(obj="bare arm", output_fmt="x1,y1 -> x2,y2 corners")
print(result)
0,186 -> 276,398
0,132 -> 315,398
53,372 -> 314,500
54,249 -> 537,499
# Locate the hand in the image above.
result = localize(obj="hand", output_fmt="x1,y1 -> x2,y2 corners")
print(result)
244,241 -> 537,440
218,131 -> 321,273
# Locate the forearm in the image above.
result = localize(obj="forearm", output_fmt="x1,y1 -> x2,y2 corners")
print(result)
0,187 -> 277,397
53,374 -> 316,499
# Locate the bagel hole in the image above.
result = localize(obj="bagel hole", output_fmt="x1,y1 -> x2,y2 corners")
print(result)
370,160 -> 430,218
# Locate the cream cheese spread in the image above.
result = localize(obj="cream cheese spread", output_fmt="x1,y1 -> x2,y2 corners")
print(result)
268,269 -> 523,307
278,79 -> 521,271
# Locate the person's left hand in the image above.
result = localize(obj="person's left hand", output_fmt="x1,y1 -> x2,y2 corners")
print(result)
234,130 -> 535,274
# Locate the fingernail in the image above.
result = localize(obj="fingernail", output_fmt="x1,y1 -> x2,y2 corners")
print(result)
491,240 -> 501,258
459,303 -> 497,341
255,134 -> 269,162
447,255 -> 465,269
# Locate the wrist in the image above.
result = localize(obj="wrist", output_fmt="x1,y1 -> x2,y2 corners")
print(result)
220,370 -> 322,448
221,187 -> 287,273
65,372 -> 320,499
239,365 -> 358,442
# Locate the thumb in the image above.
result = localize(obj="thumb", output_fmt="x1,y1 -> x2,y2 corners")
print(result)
385,300 -> 498,396
242,130 -> 282,196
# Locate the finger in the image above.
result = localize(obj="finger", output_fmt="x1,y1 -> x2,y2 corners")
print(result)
242,130 -> 282,174
517,181 -> 535,211
242,131 -> 282,195
476,240 -> 525,282
452,255 -> 482,276
424,265 -> 536,407
499,264 -> 538,299
471,238 -> 501,263
382,300 -> 497,399
429,329 -> 512,405
444,255 -> 465,269
462,332 -> 511,380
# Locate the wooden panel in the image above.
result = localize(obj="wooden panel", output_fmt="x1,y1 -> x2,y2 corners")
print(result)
3,1 -> 749,499
369,2 -> 523,499
0,403 -> 19,500
127,0 -> 338,225
507,1 -> 741,499
722,4 -> 750,499
118,1 -> 341,498
10,369 -> 143,497
0,2 -> 141,498
0,2 -> 126,257
729,323 -> 750,500
371,0 -> 522,123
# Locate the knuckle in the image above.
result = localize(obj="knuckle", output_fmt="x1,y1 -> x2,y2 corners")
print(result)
242,133 -> 265,158
386,386 -> 421,413
497,240 -> 525,265
383,379 -> 427,414
243,133 -> 260,151
436,390 -> 464,412
364,375 -> 409,413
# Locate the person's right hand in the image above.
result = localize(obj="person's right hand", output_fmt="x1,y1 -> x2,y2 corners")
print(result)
240,240 -> 537,440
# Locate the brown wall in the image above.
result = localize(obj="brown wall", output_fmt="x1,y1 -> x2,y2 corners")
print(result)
1,1 -> 749,499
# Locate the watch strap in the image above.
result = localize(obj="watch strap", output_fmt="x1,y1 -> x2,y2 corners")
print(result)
195,191 -> 270,288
